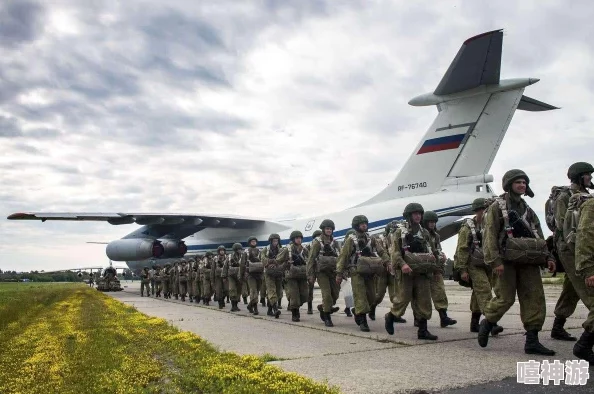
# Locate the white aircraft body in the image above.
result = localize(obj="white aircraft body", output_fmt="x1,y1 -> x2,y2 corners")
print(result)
7,30 -> 557,272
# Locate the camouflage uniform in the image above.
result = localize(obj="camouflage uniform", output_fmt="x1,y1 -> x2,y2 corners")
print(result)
337,215 -> 389,332
187,259 -> 195,302
279,231 -> 309,322
224,243 -> 244,312
162,264 -> 171,298
241,237 -> 263,315
573,197 -> 594,363
193,258 -> 202,303
213,246 -> 228,309
307,221 -> 341,326
140,267 -> 151,297
261,234 -> 285,318
178,260 -> 189,301
154,266 -> 163,297
384,203 -> 438,340
171,261 -> 179,300
373,224 -> 397,319
478,169 -> 556,355
304,230 -> 322,315
202,253 -> 215,305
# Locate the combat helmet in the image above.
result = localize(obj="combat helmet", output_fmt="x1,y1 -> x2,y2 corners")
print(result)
567,162 -> 594,188
423,211 -> 439,224
502,169 -> 534,198
471,198 -> 487,212
312,229 -> 323,238
247,236 -> 258,245
268,233 -> 281,242
319,219 -> 335,230
351,215 -> 369,230
403,203 -> 424,220
232,242 -> 243,252
290,230 -> 303,241
205,251 -> 213,257
143,266 -> 149,270
217,245 -> 226,253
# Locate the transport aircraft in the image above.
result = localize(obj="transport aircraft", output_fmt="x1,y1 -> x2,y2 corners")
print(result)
7,29 -> 557,271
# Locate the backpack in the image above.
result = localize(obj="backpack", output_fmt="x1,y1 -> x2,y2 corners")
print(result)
544,186 -> 571,232
562,192 -> 594,252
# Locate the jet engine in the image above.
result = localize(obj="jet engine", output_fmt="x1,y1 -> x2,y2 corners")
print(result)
106,239 -> 165,261
160,239 -> 188,258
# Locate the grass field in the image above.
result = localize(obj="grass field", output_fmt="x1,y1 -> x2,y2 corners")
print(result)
0,283 -> 339,394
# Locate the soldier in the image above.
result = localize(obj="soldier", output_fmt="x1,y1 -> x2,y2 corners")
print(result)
149,266 -> 155,296
337,215 -> 389,332
193,257 -> 202,303
179,259 -> 189,301
279,231 -> 309,322
415,211 -> 457,328
341,229 -> 356,317
172,261 -> 179,300
573,196 -> 594,363
304,229 -> 323,314
202,252 -> 215,305
550,162 -> 594,341
307,220 -> 341,327
162,263 -> 171,298
454,198 -> 503,336
372,222 -> 397,321
213,246 -> 228,309
261,234 -> 284,318
154,265 -> 163,297
478,170 -> 556,355
384,203 -> 438,340
187,258 -> 195,303
241,273 -> 249,305
241,236 -> 264,315
224,243 -> 244,312
140,267 -> 150,297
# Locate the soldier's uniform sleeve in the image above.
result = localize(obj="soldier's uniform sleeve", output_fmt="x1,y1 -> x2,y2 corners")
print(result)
307,239 -> 321,278
454,224 -> 471,273
261,247 -> 269,266
483,203 -> 504,268
555,192 -> 570,235
390,228 -> 407,270
576,199 -> 594,278
276,247 -> 289,266
336,237 -> 354,276
239,253 -> 247,278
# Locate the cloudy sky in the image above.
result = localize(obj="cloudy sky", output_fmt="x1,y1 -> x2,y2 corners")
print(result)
1,0 -> 593,272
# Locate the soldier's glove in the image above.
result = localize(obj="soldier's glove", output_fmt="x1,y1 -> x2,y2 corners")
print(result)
401,264 -> 412,274
461,271 -> 470,282
547,259 -> 556,273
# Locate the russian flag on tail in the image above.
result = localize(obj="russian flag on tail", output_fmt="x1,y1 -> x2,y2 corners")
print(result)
417,133 -> 466,155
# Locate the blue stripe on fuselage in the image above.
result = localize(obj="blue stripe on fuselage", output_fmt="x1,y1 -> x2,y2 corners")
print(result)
185,203 -> 470,251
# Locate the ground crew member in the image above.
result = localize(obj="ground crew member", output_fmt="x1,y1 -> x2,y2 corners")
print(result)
213,246 -> 227,309
279,231 -> 309,322
551,162 -> 594,341
307,220 -> 341,327
179,259 -> 189,301
372,222 -> 398,321
478,170 -> 556,355
573,197 -> 594,363
241,236 -> 264,315
454,198 -> 504,336
337,215 -> 389,332
416,211 -> 457,328
261,234 -> 284,318
384,203 -> 438,340
305,229 -> 323,314
154,265 -> 163,297
224,243 -> 244,312
140,267 -> 150,297
162,263 -> 171,298
202,252 -> 215,305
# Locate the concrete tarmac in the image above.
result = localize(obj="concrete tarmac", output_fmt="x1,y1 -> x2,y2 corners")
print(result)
108,281 -> 593,393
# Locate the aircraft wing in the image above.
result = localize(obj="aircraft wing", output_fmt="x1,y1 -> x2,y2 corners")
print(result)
7,212 -> 266,230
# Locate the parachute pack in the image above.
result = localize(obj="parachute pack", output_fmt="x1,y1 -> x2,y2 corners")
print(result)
562,192 -> 594,252
544,186 -> 571,232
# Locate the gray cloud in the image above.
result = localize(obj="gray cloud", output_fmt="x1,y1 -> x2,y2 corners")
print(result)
0,115 -> 21,137
0,0 -> 45,48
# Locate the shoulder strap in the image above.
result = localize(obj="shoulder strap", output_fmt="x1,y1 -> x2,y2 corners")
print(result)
466,218 -> 480,245
496,196 -> 514,239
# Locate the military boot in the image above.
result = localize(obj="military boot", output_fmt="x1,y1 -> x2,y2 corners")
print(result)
417,318 -> 438,340
218,299 -> 225,309
384,312 -> 396,335
525,330 -> 555,356
307,301 -> 313,315
491,324 -> 504,336
175,294 -> 179,300
573,331 -> 594,363
247,303 -> 254,314
291,309 -> 299,322
470,312 -> 481,332
204,298 -> 210,306
413,313 -> 419,327
260,297 -> 266,307
253,304 -> 259,315
226,295 -> 230,303
368,304 -> 376,321
478,319 -> 494,347
394,316 -> 407,324
344,307 -> 352,317
438,309 -> 457,327
331,306 -> 340,313
243,296 -> 248,304
551,317 -> 577,341
297,309 -> 301,320
317,304 -> 326,322
324,312 -> 334,327
272,303 -> 281,319
267,304 -> 273,316
359,314 -> 370,332
181,295 -> 186,302
278,297 -> 282,308
189,296 -> 193,303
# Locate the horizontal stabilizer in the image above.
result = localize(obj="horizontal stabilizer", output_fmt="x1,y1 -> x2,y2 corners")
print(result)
517,95 -> 559,111
434,29 -> 503,95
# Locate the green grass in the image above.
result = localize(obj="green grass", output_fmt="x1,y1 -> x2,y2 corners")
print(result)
0,283 -> 339,394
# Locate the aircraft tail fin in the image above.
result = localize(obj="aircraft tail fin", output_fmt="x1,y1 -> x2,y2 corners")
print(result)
358,30 -> 557,206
